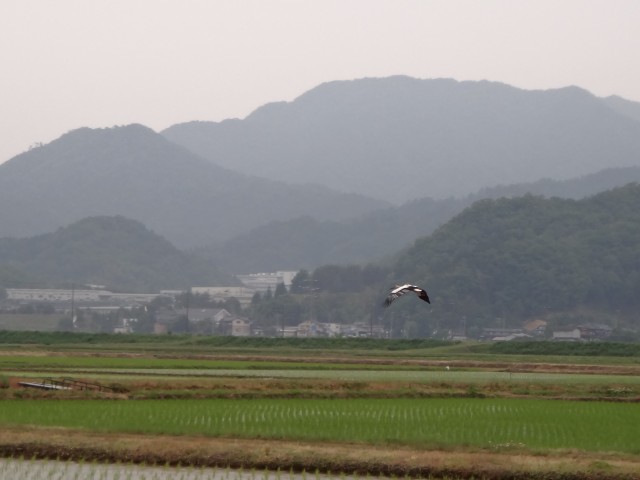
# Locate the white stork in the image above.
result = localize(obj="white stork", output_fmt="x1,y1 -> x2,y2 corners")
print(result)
383,284 -> 430,307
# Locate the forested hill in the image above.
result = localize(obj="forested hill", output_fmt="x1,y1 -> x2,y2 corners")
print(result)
200,166 -> 640,274
386,183 -> 640,330
0,216 -> 236,292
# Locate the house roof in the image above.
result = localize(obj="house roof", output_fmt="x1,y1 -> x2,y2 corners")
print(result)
177,308 -> 230,321
523,319 -> 547,331
577,323 -> 613,331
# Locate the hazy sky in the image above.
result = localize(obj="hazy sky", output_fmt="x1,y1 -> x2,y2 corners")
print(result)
2,0 -> 640,164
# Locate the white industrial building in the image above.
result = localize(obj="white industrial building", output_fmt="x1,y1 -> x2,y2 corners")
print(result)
5,288 -> 160,305
235,271 -> 298,293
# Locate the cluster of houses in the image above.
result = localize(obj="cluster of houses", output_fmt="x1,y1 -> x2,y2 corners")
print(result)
1,285 -> 384,337
1,273 -> 616,341
152,310 -> 383,338
4,271 -> 298,308
1,271 -> 299,336
478,319 -> 613,342
106,314 -> 616,341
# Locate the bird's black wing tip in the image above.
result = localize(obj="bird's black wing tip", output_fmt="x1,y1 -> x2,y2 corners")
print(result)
418,291 -> 431,304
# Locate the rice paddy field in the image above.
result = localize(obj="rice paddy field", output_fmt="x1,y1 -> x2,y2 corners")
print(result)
1,397 -> 639,453
1,337 -> 640,479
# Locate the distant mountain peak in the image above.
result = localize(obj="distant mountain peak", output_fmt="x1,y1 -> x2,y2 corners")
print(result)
163,76 -> 640,203
0,122 -> 387,247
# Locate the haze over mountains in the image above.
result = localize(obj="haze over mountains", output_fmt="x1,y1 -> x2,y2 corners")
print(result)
0,124 -> 387,248
163,76 -> 640,203
197,166 -> 640,273
2,183 -> 639,332
2,76 -> 640,286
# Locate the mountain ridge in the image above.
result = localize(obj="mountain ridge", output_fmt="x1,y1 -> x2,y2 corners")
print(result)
198,166 -> 640,273
163,76 -> 640,203
0,124 -> 388,247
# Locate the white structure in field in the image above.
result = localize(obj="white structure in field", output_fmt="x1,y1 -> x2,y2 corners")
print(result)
235,271 -> 298,293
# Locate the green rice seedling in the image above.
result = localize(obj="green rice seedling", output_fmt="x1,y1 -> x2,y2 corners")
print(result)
0,397 -> 638,454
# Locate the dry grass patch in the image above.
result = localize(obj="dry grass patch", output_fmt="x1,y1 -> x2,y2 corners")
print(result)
1,426 -> 639,480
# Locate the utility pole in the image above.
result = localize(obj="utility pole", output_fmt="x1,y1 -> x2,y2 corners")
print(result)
185,287 -> 191,333
71,283 -> 76,329
369,307 -> 375,338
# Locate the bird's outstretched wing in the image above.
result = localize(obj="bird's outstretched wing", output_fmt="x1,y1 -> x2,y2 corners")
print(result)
383,284 -> 430,307
383,288 -> 408,307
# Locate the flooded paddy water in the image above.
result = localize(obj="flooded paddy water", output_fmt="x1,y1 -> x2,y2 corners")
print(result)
0,458 -> 387,480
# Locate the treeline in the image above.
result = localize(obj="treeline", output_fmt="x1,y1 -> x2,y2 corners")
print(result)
250,185 -> 640,336
246,264 -> 392,335
200,167 -> 640,275
0,330 -> 452,350
2,330 -> 639,356
0,330 -> 169,345
289,265 -> 389,293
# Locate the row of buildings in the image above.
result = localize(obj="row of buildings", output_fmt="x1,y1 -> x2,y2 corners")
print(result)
152,309 -> 380,338
4,270 -> 298,308
2,275 -> 615,341
478,320 -> 613,342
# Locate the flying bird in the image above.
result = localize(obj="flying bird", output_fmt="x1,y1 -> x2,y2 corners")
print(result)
383,284 -> 430,307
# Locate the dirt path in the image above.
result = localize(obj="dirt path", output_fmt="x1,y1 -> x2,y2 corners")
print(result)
1,427 -> 639,480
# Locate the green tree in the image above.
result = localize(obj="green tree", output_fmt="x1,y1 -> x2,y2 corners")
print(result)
251,291 -> 262,305
264,287 -> 273,301
274,282 -> 287,297
290,269 -> 310,293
